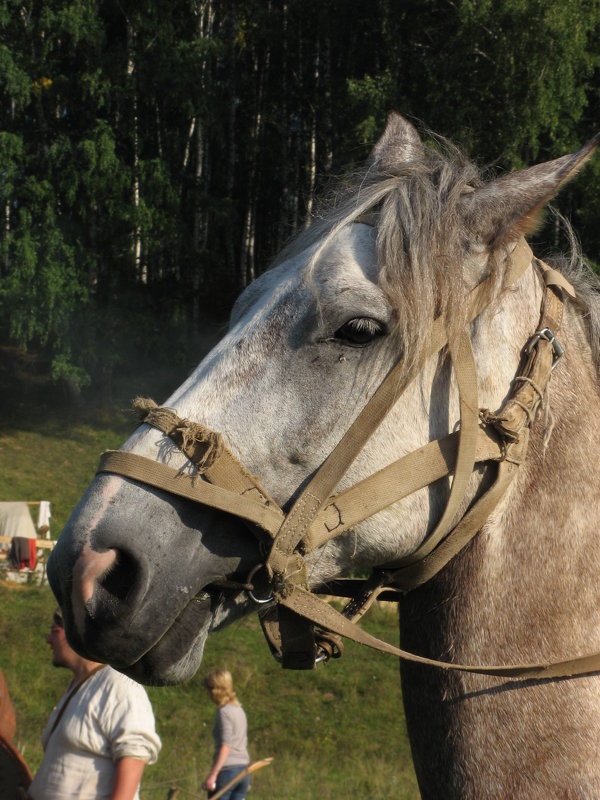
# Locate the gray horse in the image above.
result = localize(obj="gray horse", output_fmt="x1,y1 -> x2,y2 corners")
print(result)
48,114 -> 600,799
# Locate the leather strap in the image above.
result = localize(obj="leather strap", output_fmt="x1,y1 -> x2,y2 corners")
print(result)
277,583 -> 600,679
398,329 -> 479,564
278,605 -> 316,669
97,451 -> 284,534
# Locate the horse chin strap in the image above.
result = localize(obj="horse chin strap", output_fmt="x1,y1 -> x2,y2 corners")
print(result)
97,238 -> 600,680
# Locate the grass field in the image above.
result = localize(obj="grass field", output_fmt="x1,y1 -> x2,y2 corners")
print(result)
0,353 -> 421,799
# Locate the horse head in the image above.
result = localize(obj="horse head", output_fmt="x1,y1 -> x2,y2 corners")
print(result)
47,113 -> 599,686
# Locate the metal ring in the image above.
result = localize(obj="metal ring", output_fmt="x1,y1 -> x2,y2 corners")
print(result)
524,327 -> 564,369
538,327 -> 565,369
246,564 -> 274,605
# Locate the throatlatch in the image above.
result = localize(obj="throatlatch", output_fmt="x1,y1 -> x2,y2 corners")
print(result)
97,237 -> 600,680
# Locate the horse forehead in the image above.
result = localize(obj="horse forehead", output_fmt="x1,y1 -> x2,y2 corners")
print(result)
314,223 -> 379,293
227,224 -> 379,342
146,226 -> 380,415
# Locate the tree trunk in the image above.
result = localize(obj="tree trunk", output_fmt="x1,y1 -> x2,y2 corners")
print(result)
189,0 -> 214,323
222,1 -> 238,289
305,40 -> 319,224
3,200 -> 9,274
127,22 -> 145,284
240,30 -> 268,287
278,1 -> 290,251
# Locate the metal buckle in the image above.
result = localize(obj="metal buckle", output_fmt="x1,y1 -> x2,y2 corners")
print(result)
524,327 -> 564,370
246,564 -> 274,605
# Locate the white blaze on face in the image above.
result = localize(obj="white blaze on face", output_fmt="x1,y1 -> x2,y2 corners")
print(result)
70,474 -> 122,630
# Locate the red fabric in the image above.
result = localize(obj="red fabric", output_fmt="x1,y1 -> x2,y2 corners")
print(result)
8,537 -> 38,570
28,539 -> 37,570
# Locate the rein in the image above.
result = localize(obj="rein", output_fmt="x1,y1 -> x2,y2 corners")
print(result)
97,237 -> 600,679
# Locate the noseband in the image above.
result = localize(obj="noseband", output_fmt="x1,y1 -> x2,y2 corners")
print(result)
97,237 -> 600,679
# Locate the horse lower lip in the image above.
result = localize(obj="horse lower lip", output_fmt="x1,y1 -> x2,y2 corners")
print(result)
117,589 -> 218,685
68,586 -> 217,674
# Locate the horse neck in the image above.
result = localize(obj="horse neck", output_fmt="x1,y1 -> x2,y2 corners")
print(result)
399,309 -> 600,799
456,313 -> 600,649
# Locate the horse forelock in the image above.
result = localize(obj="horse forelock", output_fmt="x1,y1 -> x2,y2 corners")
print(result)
374,147 -> 484,376
273,138 -> 503,378
274,138 -> 600,387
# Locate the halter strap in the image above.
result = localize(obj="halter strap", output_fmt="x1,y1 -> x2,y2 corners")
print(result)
96,238 -> 594,679
97,451 -> 284,535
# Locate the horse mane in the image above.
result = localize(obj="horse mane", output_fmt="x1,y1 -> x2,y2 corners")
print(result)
274,136 -> 600,382
543,212 -> 600,380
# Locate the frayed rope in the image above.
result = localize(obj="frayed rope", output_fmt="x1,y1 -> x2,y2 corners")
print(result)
132,396 -> 223,472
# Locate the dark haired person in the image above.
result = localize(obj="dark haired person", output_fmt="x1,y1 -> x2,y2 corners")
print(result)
28,609 -> 161,800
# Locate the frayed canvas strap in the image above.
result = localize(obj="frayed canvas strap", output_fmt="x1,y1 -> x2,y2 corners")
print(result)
133,397 -> 223,472
97,451 -> 283,534
131,398 -> 282,523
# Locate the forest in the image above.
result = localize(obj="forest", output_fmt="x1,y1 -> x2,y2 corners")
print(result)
1,0 -> 599,396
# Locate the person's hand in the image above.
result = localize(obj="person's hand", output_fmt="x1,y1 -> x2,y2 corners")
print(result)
202,773 -> 217,792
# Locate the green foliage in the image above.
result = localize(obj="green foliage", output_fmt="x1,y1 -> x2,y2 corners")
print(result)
1,0 -> 599,395
370,0 -> 600,167
348,70 -> 396,145
1,177 -> 86,351
0,43 -> 31,109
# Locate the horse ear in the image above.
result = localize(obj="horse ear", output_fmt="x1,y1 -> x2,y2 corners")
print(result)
465,134 -> 600,246
368,112 -> 424,170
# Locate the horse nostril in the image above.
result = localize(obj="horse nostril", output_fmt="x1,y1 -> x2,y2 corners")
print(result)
72,547 -> 117,604
98,549 -> 137,605
72,545 -> 141,630
71,546 -> 117,629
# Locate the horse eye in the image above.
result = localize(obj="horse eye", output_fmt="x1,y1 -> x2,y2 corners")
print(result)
334,317 -> 386,346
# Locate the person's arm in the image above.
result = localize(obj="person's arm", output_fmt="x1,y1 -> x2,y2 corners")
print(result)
203,743 -> 231,792
0,668 -> 16,741
110,756 -> 147,800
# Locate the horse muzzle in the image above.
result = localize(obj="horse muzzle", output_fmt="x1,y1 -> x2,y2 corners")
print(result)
47,473 -> 261,684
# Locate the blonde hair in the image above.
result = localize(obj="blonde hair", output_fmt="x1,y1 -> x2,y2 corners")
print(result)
203,669 -> 240,707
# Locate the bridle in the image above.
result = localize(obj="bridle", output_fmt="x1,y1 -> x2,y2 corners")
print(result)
96,236 -> 600,680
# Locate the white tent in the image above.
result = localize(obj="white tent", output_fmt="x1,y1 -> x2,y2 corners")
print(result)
0,503 -> 37,541
0,502 -> 54,582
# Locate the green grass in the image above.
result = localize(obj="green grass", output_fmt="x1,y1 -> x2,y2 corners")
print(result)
0,356 -> 420,799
